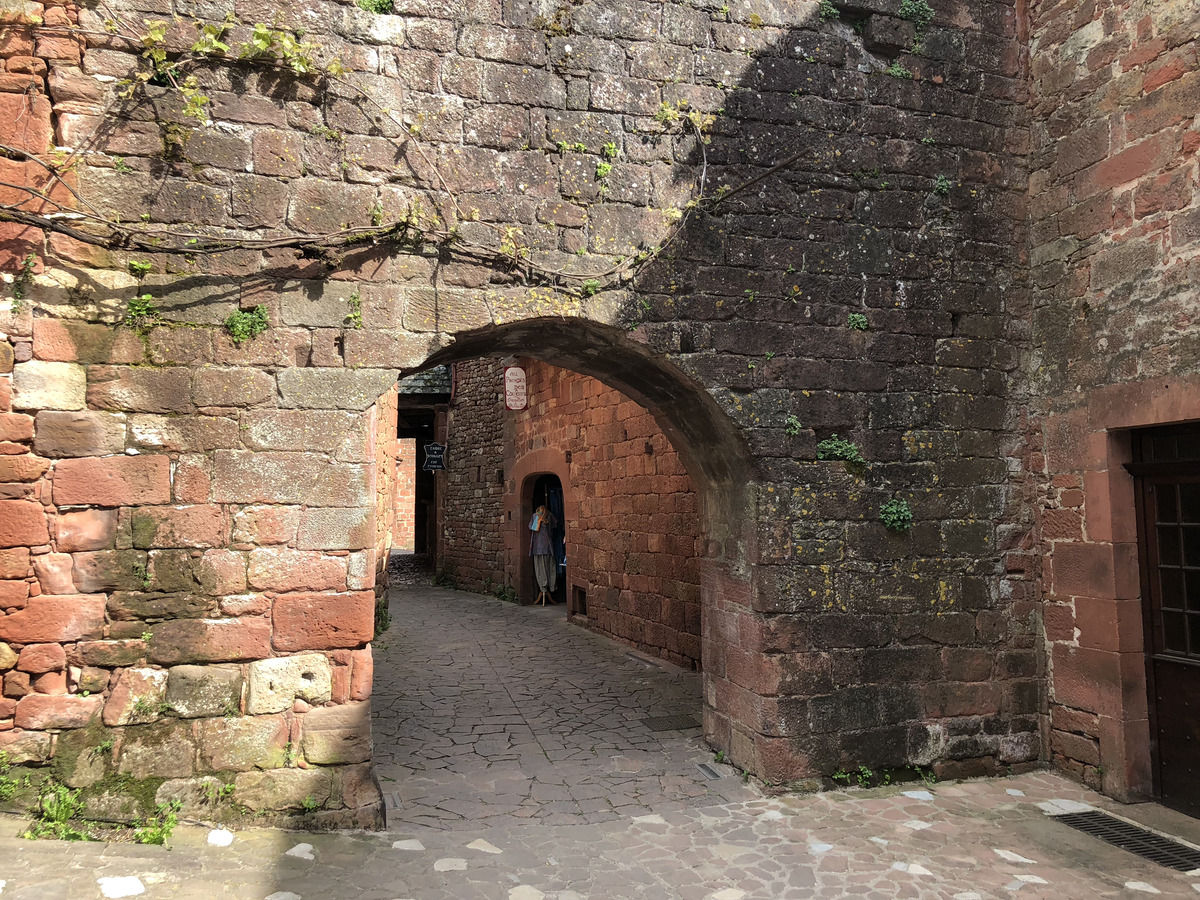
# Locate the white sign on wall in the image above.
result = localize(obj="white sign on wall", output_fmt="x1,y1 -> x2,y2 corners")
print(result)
504,366 -> 527,411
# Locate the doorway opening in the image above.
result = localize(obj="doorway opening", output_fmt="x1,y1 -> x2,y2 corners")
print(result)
1133,422 -> 1200,817
524,472 -> 567,606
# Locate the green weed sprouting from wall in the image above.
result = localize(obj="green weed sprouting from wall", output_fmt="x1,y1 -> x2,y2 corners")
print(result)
785,415 -> 803,437
880,498 -> 914,532
356,0 -> 394,12
933,174 -> 954,196
898,0 -> 935,29
224,305 -> 269,345
819,0 -> 839,18
816,435 -> 865,464
847,312 -> 868,330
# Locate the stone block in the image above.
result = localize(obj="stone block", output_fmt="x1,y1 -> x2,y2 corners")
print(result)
165,664 -> 242,718
32,553 -> 74,594
232,767 -> 333,811
116,720 -> 196,778
0,413 -> 33,442
0,596 -> 106,643
107,591 -> 214,621
103,666 -> 169,726
212,451 -> 369,507
192,367 -> 276,408
196,550 -> 247,595
0,454 -> 50,482
11,361 -> 85,410
232,505 -> 301,545
72,550 -> 149,593
53,455 -> 171,506
296,508 -> 373,551
14,693 -> 102,729
349,647 -> 372,701
276,368 -> 399,411
149,617 -> 272,664
248,548 -> 346,593
16,642 -> 65,673
86,365 -> 194,414
272,591 -> 374,651
56,509 -> 118,552
198,714 -> 288,771
0,548 -> 31,579
246,653 -> 332,714
0,579 -> 28,608
0,642 -> 16,670
0,729 -> 51,763
0,499 -> 48,547
239,409 -> 365,458
132,505 -> 228,550
76,639 -> 147,667
34,411 -> 126,457
128,414 -> 240,452
300,700 -> 372,764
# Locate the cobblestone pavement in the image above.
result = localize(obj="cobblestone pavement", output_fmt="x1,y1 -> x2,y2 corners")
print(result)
371,582 -> 754,829
5,772 -> 1200,898
5,582 -> 1200,898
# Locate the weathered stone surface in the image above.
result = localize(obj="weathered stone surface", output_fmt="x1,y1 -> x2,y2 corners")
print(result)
212,451 -> 369,507
128,414 -> 240,452
116,720 -> 197,778
149,618 -> 272,664
198,714 -> 288,771
132,506 -> 228,550
76,639 -> 147,667
296,508 -> 373,551
232,767 -> 333,811
53,455 -> 172,506
165,664 -> 243,718
0,454 -> 50,482
192,367 -> 276,408
56,509 -> 118,552
107,591 -> 214,621
300,701 -> 372,764
16,643 -> 65,674
232,506 -> 301,545
0,549 -> 31,579
14,693 -> 102,729
0,596 -> 106,643
86,366 -> 194,414
276,368 -> 399,411
0,729 -> 51,763
272,591 -> 374,651
239,409 -> 364,457
72,550 -> 149,593
0,642 -> 17,670
33,411 -> 126,457
248,548 -> 346,593
32,553 -> 74,595
0,500 -> 48,548
11,361 -> 86,410
103,666 -> 169,726
246,653 -> 332,714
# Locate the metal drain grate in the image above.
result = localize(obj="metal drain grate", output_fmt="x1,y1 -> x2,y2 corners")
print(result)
696,763 -> 723,780
1052,811 -> 1200,871
641,714 -> 701,731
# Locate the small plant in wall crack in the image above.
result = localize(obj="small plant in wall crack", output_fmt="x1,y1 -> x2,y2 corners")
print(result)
124,294 -> 160,333
885,61 -> 914,79
847,312 -> 869,331
819,0 -> 839,18
933,174 -> 954,196
785,415 -> 803,437
880,497 -> 914,532
344,291 -> 364,329
224,305 -> 270,345
816,435 -> 865,465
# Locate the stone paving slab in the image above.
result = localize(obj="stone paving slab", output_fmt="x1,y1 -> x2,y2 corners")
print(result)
4,772 -> 1200,897
371,584 -> 754,830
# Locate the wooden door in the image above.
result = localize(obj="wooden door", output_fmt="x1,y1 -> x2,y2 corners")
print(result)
1133,425 -> 1200,816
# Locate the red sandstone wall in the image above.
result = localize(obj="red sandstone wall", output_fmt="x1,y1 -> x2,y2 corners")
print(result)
442,358 -> 702,670
395,438 -> 416,553
372,386 -> 399,595
1028,0 -> 1200,799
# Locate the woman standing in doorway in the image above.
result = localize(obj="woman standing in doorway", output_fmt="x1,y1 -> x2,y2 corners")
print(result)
529,503 -> 558,605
